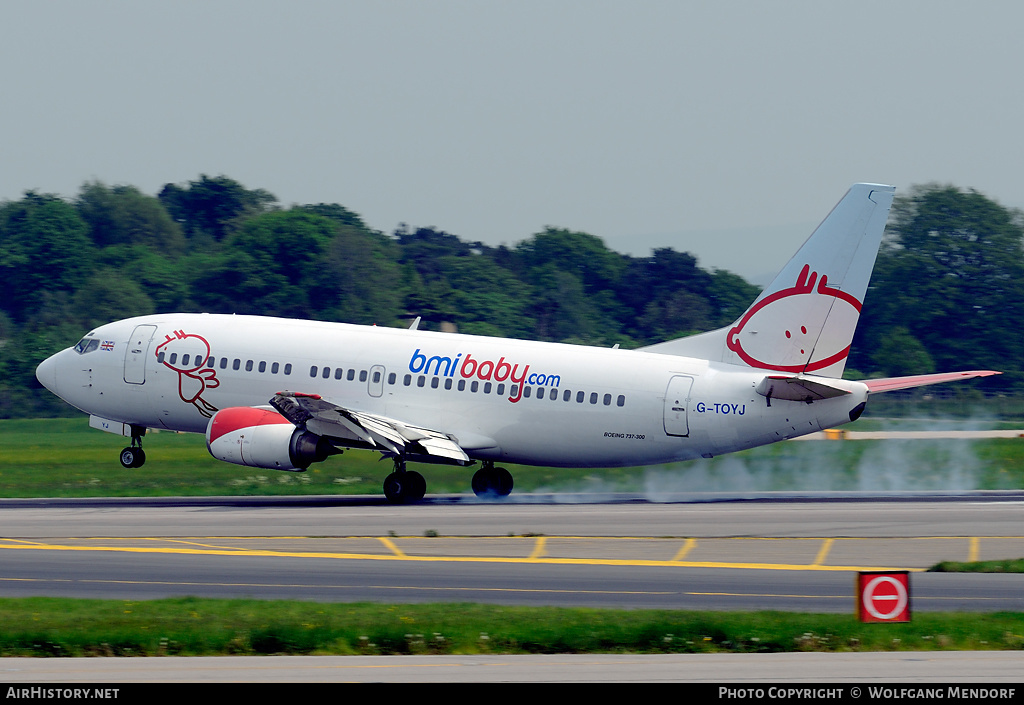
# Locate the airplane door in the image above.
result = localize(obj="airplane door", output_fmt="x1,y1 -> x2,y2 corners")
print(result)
124,325 -> 157,384
368,365 -> 386,398
663,375 -> 693,437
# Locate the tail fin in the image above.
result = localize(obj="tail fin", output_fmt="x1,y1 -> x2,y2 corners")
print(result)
641,183 -> 895,378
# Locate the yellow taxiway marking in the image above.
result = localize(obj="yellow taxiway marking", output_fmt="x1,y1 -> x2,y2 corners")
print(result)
529,536 -> 548,559
138,537 -> 252,551
378,537 -> 406,558
969,536 -> 980,563
672,538 -> 696,561
0,537 -> 924,572
812,538 -> 834,566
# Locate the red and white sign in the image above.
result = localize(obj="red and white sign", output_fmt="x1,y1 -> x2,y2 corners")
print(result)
857,571 -> 911,622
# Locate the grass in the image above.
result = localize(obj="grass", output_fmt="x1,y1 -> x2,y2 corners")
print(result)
0,597 -> 1021,656
930,559 -> 1024,573
3,417 -> 1023,657
3,416 -> 1024,498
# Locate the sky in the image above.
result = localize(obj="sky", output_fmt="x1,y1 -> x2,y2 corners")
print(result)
3,1 -> 1024,283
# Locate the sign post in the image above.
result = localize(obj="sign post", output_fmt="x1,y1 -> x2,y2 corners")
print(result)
856,571 -> 911,623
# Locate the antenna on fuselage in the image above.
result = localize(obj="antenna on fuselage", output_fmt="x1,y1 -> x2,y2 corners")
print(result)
408,316 -> 421,331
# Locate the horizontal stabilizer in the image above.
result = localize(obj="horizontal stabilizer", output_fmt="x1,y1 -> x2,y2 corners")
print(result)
756,375 -> 852,403
864,370 -> 1000,394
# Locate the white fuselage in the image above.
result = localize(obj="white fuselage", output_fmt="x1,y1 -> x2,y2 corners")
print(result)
37,313 -> 870,468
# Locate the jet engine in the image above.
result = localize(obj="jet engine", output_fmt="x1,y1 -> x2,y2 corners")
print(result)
206,407 -> 336,470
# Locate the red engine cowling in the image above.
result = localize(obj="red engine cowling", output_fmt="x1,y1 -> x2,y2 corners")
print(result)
206,407 -> 334,470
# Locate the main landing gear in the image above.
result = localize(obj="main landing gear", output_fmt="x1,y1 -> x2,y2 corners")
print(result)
383,458 -> 426,504
472,462 -> 513,498
119,426 -> 147,468
381,459 -> 515,503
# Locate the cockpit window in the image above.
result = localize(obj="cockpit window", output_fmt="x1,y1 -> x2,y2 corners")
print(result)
73,337 -> 100,355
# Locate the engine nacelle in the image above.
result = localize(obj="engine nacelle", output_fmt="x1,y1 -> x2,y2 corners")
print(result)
206,407 -> 335,470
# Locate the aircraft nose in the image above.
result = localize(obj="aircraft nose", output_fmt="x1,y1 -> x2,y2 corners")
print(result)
35,353 -> 58,392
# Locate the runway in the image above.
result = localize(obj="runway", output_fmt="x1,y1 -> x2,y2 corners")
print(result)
6,652 -> 1024,683
2,493 -> 1023,682
1,494 -> 1022,611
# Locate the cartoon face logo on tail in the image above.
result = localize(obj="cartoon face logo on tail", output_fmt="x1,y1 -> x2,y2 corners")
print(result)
155,330 -> 220,417
726,264 -> 863,374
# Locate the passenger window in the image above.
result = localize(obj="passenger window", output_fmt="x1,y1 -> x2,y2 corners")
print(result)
347,369 -> 356,381
563,389 -> 571,402
359,370 -> 368,382
322,367 -> 330,379
388,373 -> 396,385
335,368 -> 344,380
309,365 -> 318,378
246,360 -> 254,372
497,384 -> 505,395
603,394 -> 612,406
417,376 -> 425,387
590,392 -> 598,404
259,361 -> 266,373
431,377 -> 439,389
220,358 -> 228,370
233,359 -> 241,371
207,357 -> 215,368
471,381 -> 479,392
182,354 -> 190,366
576,391 -> 585,403
404,374 -> 412,386
271,362 -> 280,374
157,352 -> 165,363
484,382 -> 492,394
169,353 -> 178,364
458,380 -> 466,391
617,395 -> 625,407
284,363 -> 292,375
550,389 -> 559,400
445,378 -> 453,390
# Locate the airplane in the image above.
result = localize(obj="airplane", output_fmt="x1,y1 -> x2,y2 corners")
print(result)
35,183 -> 999,503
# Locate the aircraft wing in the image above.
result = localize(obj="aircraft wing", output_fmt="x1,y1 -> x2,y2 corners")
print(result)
863,370 -> 1001,394
269,391 -> 471,464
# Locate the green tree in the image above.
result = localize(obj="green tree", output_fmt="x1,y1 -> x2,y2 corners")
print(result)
440,254 -> 535,338
514,227 -> 625,295
615,248 -> 720,342
320,225 -> 405,325
853,184 -> 1024,375
158,175 -> 277,241
0,193 -> 96,324
76,181 -> 186,254
70,269 -> 156,329
870,326 -> 936,377
190,210 -> 334,317
705,269 -> 762,327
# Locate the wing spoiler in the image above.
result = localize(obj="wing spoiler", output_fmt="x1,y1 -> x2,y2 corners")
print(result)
270,392 -> 472,465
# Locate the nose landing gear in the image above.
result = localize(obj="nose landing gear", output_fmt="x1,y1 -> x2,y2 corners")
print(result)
119,426 -> 147,468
